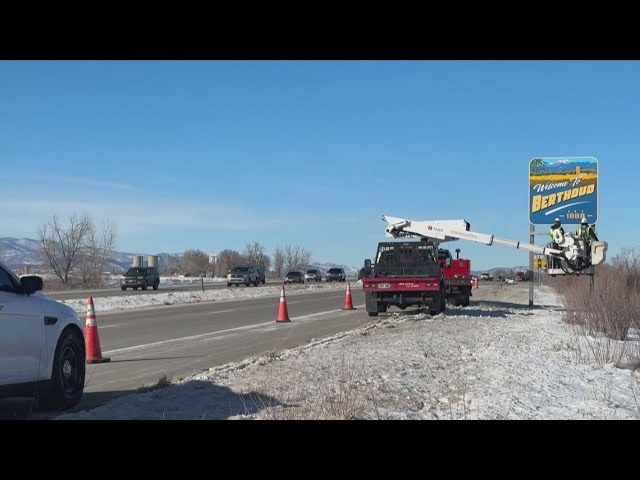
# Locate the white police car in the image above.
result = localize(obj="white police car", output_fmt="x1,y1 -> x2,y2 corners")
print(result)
0,260 -> 85,409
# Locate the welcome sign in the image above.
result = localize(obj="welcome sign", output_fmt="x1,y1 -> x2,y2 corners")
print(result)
529,156 -> 598,225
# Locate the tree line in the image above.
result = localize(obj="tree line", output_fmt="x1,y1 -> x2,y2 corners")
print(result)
34,213 -> 313,288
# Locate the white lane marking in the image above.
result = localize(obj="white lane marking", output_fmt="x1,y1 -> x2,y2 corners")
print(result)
99,324 -> 125,329
208,309 -> 236,314
102,304 -> 365,356
290,305 -> 365,321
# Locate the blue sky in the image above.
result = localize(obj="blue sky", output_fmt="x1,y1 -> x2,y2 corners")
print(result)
0,60 -> 638,270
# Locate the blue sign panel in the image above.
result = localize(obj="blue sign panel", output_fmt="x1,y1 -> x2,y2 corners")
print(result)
529,156 -> 598,225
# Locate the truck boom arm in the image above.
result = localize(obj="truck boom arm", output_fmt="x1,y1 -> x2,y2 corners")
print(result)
382,215 -> 607,270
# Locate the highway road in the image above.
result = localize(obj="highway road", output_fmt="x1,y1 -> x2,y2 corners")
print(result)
44,279 -> 284,301
63,287 -> 370,413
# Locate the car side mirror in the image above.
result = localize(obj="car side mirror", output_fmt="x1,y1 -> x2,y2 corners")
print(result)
20,275 -> 43,293
445,258 -> 451,268
364,259 -> 371,268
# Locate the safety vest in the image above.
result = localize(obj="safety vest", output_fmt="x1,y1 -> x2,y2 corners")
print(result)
577,225 -> 593,238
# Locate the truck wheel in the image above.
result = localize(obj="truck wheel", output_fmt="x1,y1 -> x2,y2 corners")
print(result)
378,303 -> 387,313
133,287 -> 138,291
121,286 -> 126,291
153,280 -> 159,290
462,296 -> 470,307
227,283 -> 231,287
368,311 -> 379,317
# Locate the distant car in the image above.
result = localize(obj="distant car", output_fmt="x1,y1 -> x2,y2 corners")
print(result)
227,266 -> 260,287
326,267 -> 346,282
0,260 -> 86,409
480,273 -> 491,281
304,269 -> 322,282
284,271 -> 304,284
121,267 -> 160,291
505,278 -> 515,285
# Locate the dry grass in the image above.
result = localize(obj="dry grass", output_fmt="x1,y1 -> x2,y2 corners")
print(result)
137,374 -> 173,393
553,248 -> 640,366
236,345 -> 378,420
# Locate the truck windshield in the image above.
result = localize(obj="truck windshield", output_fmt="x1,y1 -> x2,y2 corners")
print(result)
231,267 -> 249,273
374,244 -> 440,277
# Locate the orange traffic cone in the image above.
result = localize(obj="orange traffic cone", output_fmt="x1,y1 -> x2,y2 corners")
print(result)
276,284 -> 290,323
474,278 -> 479,289
342,283 -> 355,310
85,297 -> 110,364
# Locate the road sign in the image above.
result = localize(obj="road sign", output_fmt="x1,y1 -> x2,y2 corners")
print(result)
534,258 -> 547,269
529,156 -> 598,225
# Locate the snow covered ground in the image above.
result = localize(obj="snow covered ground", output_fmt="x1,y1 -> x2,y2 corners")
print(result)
58,281 -> 359,314
57,284 -> 640,420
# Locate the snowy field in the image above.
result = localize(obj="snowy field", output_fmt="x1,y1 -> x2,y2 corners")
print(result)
57,284 -> 640,420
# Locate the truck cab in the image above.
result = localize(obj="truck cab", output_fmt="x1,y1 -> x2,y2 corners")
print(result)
362,241 -> 445,317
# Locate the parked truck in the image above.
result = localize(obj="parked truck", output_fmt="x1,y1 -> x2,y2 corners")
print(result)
362,214 -> 608,317
362,241 -> 447,317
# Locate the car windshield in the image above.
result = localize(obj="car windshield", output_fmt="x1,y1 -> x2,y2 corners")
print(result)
306,270 -> 317,274
287,272 -> 300,277
328,269 -> 341,273
126,268 -> 145,276
231,267 -> 249,273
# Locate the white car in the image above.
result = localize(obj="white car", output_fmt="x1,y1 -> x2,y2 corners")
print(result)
0,260 -> 85,409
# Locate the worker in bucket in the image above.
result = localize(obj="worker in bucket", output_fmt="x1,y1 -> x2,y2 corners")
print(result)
549,218 -> 564,268
576,218 -> 598,241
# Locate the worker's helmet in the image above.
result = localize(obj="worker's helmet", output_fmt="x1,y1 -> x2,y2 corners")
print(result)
581,218 -> 588,224
554,218 -> 560,222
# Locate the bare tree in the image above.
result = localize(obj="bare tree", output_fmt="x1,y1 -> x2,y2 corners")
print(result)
79,220 -> 117,288
215,249 -> 245,277
243,241 -> 271,271
273,244 -> 285,278
493,268 -> 508,281
283,244 -> 312,272
38,213 -> 94,287
161,254 -> 183,275
181,249 -> 210,276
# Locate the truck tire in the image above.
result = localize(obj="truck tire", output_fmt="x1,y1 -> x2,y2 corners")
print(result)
461,296 -> 470,307
366,292 -> 379,317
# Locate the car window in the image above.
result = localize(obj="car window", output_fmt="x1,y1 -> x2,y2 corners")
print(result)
0,267 -> 17,292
